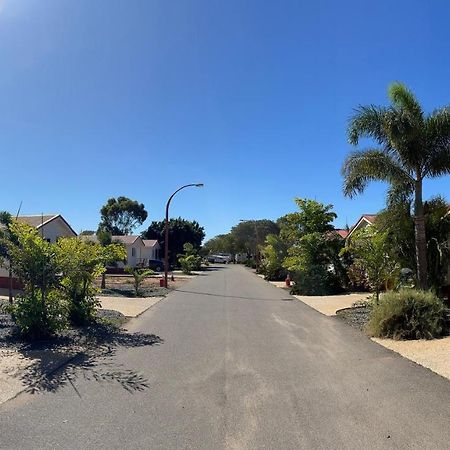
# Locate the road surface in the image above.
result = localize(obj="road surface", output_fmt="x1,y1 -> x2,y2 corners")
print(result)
1,265 -> 450,449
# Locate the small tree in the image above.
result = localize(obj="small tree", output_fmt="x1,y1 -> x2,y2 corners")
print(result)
260,234 -> 288,281
343,227 -> 399,302
57,238 -> 126,325
125,267 -> 154,296
178,243 -> 202,274
280,199 -> 344,295
7,221 -> 67,339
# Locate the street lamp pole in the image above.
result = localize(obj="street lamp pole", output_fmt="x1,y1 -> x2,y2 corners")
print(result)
164,183 -> 204,287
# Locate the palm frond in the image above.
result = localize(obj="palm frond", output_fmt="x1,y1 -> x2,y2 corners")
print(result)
386,181 -> 414,208
342,149 -> 413,198
348,105 -> 391,147
388,82 -> 423,120
424,107 -> 450,177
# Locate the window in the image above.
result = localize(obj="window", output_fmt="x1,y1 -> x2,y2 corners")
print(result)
131,247 -> 136,257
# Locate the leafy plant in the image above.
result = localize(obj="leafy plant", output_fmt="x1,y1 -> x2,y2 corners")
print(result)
10,291 -> 68,339
125,266 -> 154,296
57,238 -> 126,325
178,243 -> 202,274
260,234 -> 288,281
7,221 -> 66,338
366,289 -> 448,340
342,227 -> 399,302
281,199 -> 345,295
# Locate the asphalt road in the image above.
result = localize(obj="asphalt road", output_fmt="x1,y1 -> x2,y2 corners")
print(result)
2,265 -> 450,449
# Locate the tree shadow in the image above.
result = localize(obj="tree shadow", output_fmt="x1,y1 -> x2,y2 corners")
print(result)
0,323 -> 162,397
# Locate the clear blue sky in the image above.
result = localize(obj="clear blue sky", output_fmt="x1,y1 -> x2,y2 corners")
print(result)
1,0 -> 449,240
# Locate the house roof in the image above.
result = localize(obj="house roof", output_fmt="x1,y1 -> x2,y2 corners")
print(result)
112,235 -> 141,245
335,229 -> 349,239
16,214 -> 77,236
347,214 -> 377,239
143,239 -> 158,247
325,229 -> 349,240
361,214 -> 377,224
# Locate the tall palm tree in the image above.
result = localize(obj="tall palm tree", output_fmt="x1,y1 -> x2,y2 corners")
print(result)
342,82 -> 450,289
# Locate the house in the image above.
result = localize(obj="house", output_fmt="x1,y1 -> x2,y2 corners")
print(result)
84,235 -> 161,269
114,236 -> 161,268
346,214 -> 376,240
0,214 -> 77,288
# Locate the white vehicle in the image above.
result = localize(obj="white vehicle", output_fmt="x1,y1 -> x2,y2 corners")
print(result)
207,254 -> 231,264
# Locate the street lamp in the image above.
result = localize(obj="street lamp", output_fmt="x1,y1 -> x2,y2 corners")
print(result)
164,183 -> 204,287
239,219 -> 260,271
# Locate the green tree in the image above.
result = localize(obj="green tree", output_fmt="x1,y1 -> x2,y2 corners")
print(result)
98,196 -> 148,236
7,221 -> 66,338
260,233 -> 288,281
374,196 -> 450,291
342,82 -> 450,289
281,199 -> 345,295
343,227 -> 399,302
57,237 -> 126,324
143,218 -> 205,267
201,234 -> 236,256
230,220 -> 279,255
177,243 -> 202,274
423,197 -> 450,290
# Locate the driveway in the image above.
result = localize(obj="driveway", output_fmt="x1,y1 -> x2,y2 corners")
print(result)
1,264 -> 450,449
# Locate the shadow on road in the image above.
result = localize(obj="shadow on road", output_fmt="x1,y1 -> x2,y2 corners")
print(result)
174,288 -> 293,302
0,324 -> 163,397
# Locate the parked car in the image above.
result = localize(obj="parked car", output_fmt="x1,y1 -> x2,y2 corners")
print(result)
148,259 -> 165,272
207,254 -> 231,264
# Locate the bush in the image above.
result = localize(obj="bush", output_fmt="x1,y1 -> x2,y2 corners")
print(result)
125,266 -> 154,296
290,265 -> 343,296
366,289 -> 449,340
9,291 -> 68,339
177,243 -> 202,274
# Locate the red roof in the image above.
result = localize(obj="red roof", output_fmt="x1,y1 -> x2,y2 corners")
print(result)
335,229 -> 349,239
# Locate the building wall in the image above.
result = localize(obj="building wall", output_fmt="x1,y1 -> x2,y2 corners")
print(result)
40,217 -> 76,243
141,243 -> 161,261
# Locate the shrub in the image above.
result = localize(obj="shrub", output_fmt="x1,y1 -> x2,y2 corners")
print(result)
178,243 -> 202,274
9,291 -> 68,339
366,289 -> 449,340
7,222 -> 67,338
125,266 -> 154,296
290,265 -> 343,296
57,238 -> 126,325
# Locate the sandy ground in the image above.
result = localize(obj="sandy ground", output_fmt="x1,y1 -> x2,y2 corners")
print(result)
98,296 -> 164,317
0,347 -> 79,405
373,337 -> 450,381
0,350 -> 35,404
293,293 -> 371,316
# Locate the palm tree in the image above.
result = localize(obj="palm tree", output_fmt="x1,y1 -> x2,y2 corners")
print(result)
342,82 -> 450,289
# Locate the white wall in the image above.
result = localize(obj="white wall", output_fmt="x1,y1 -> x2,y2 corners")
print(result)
40,217 -> 76,243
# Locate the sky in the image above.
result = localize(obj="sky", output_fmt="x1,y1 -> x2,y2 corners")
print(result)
0,0 -> 449,240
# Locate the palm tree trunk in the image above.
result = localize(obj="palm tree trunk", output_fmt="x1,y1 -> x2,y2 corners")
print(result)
414,179 -> 428,289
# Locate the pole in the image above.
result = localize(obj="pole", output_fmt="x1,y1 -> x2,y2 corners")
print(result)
164,183 -> 204,288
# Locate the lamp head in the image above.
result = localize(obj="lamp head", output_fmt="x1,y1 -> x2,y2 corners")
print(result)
195,183 -> 204,187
